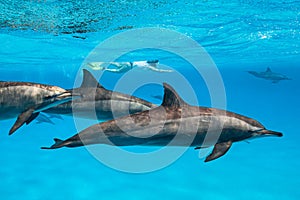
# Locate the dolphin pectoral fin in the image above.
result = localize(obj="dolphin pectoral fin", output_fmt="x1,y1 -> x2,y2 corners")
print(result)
8,91 -> 73,135
41,138 -> 65,149
272,80 -> 279,83
26,112 -> 40,125
204,141 -> 232,162
9,109 -> 39,135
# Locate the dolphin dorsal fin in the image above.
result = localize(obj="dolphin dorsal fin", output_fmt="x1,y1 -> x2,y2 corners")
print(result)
161,83 -> 187,108
80,69 -> 104,88
266,67 -> 272,73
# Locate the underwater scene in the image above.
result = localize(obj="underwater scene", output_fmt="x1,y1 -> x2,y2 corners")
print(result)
0,0 -> 299,199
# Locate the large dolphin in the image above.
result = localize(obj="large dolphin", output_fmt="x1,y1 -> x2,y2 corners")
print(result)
0,81 -> 77,135
45,69 -> 156,120
42,83 -> 282,162
248,67 -> 291,83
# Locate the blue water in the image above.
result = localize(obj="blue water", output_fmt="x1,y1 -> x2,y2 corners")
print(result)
1,0 -> 300,199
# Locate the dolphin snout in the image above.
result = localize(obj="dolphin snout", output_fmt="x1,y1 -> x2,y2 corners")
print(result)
259,129 -> 283,137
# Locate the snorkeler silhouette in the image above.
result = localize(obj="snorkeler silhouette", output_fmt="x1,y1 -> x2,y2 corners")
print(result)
87,60 -> 173,73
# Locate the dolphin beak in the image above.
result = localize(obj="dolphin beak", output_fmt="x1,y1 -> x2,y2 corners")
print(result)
259,129 -> 283,137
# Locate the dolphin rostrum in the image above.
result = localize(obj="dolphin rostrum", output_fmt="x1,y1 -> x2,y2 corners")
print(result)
0,81 -> 78,135
45,69 -> 156,120
248,67 -> 291,83
42,83 -> 282,162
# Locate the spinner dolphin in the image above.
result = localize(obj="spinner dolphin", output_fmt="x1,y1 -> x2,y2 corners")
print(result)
43,83 -> 282,162
45,69 -> 156,120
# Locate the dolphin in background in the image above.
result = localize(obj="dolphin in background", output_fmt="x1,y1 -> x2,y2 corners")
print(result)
151,94 -> 163,100
248,67 -> 291,83
42,83 -> 282,162
47,113 -> 63,120
36,113 -> 55,125
45,69 -> 156,120
35,113 -> 63,125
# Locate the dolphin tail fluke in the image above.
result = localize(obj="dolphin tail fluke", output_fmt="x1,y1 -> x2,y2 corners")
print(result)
41,138 -> 65,149
9,109 -> 40,135
205,141 -> 232,162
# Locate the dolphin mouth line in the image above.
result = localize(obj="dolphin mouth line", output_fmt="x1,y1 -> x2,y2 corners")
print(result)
258,129 -> 283,137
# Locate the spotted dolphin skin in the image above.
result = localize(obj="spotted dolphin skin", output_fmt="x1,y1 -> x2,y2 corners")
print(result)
248,67 -> 291,83
0,81 -> 77,135
45,69 -> 156,120
42,83 -> 282,162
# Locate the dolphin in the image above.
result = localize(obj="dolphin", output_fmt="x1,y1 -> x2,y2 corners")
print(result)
36,113 -> 55,125
45,69 -> 156,120
42,83 -> 282,162
47,113 -> 63,120
0,81 -> 78,135
248,67 -> 291,83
